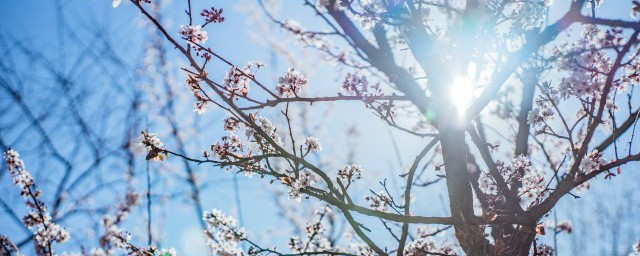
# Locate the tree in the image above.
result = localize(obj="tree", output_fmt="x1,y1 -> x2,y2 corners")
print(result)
3,0 -> 640,255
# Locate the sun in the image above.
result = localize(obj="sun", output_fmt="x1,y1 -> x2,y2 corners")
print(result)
450,77 -> 475,118
450,68 -> 478,119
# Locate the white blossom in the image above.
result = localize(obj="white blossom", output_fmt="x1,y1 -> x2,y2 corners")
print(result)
287,172 -> 315,201
34,222 -> 70,247
303,137 -> 322,153
139,131 -> 165,152
211,134 -> 243,160
158,248 -> 177,256
404,238 -> 456,256
178,25 -> 208,45
579,150 -> 606,174
276,68 -> 308,97
337,164 -> 364,183
202,209 -> 245,256
364,191 -> 391,212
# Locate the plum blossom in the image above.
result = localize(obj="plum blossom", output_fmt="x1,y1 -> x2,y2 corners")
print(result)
211,134 -> 243,160
535,244 -> 554,256
287,172 -> 315,201
365,191 -> 391,212
201,7 -> 224,24
342,73 -> 369,95
247,116 -> 283,150
112,0 -> 121,8
202,209 -> 246,256
288,206 -> 335,254
276,68 -> 308,97
509,0 -> 551,33
223,61 -> 264,99
34,222 -> 70,248
404,238 -> 456,256
633,2 -> 640,19
528,82 -> 558,133
478,155 -> 546,203
357,0 -> 381,30
186,74 -> 209,115
178,25 -> 208,45
99,191 -> 139,254
0,235 -> 19,255
337,164 -> 364,183
4,149 -> 71,253
579,150 -> 606,174
4,149 -> 33,195
139,131 -> 164,152
303,137 -> 322,153
478,171 -> 498,195
223,116 -> 241,132
140,131 -> 168,161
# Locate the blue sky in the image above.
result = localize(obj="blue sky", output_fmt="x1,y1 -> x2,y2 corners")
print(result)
1,0 -> 640,255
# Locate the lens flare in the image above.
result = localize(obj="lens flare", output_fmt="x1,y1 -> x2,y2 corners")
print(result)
450,63 -> 478,119
450,77 -> 475,118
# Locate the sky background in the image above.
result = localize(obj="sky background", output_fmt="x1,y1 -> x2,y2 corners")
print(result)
1,0 -> 640,255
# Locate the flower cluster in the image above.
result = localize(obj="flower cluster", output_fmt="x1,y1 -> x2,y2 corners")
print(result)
519,170 -> 546,201
633,2 -> 640,19
4,149 -> 32,196
282,19 -> 331,50
286,172 -> 315,201
140,131 -> 168,161
364,191 -> 391,212
479,155 -> 547,204
0,235 -> 18,255
404,238 -> 456,256
276,68 -> 308,97
34,221 -> 70,249
528,82 -> 558,134
288,208 -> 333,253
99,191 -> 140,254
223,61 -> 265,99
337,164 -> 364,183
555,25 -> 615,102
186,74 -> 209,115
211,134 -> 243,160
223,116 -> 241,132
4,149 -> 70,254
303,137 -> 322,153
178,25 -> 208,45
140,131 -> 164,151
202,209 -> 246,256
578,150 -> 606,174
534,244 -> 554,256
511,0 -> 551,31
478,171 -> 499,195
342,73 -> 369,95
357,0 -> 383,29
247,116 -> 283,151
201,7 -> 224,25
